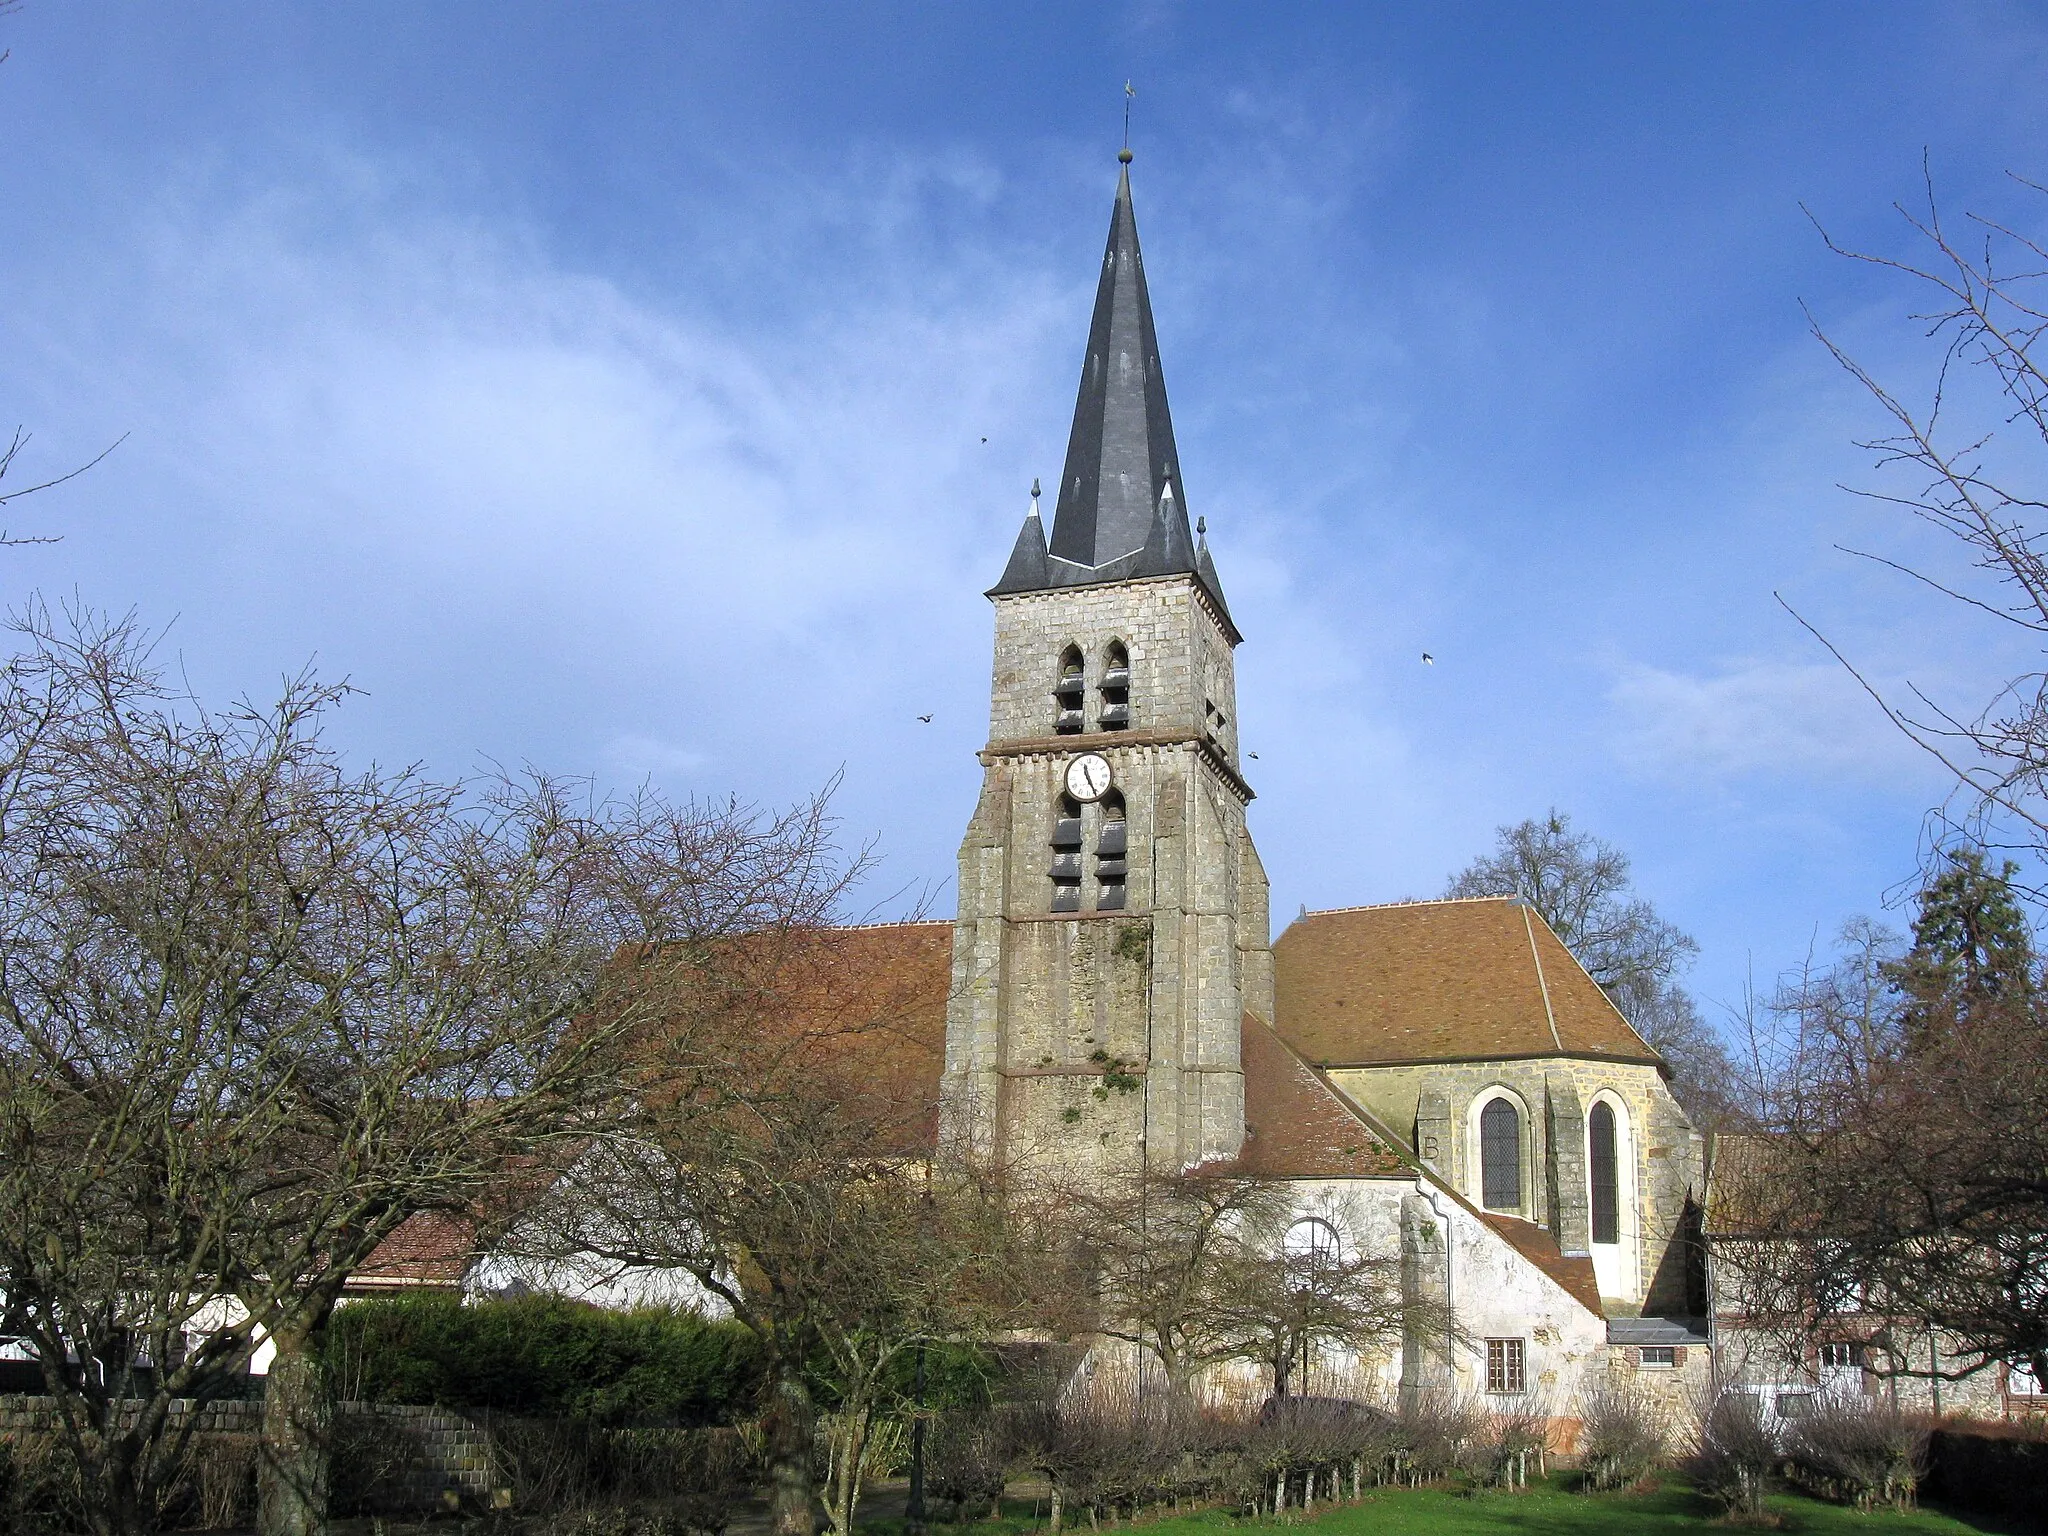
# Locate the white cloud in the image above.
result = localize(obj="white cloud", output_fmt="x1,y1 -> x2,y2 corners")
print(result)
605,734 -> 709,777
1607,656 -> 1935,784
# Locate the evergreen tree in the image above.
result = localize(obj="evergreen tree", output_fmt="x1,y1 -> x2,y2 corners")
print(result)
1893,848 -> 2035,1045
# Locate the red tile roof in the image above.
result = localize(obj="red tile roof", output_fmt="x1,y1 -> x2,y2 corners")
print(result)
352,1211 -> 478,1291
1273,898 -> 1662,1069
1478,1213 -> 1604,1316
1228,1014 -> 1410,1178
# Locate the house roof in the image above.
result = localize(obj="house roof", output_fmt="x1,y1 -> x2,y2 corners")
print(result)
1226,1014 -> 1410,1178
352,1211 -> 478,1292
1272,897 -> 1663,1070
1703,1132 -> 1786,1237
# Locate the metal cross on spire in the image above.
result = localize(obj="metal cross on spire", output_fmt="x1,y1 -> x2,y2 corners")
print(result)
1122,80 -> 1135,162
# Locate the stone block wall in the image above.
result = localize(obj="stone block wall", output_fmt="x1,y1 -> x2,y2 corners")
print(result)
0,1395 -> 494,1510
986,575 -> 1239,768
1330,1057 -> 1702,1314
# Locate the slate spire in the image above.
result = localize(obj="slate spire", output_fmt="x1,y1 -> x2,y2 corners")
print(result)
1049,161 -> 1188,571
989,155 -> 1228,622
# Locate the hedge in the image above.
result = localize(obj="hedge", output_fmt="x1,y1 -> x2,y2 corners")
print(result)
322,1294 -> 763,1426
1920,1425 -> 2048,1524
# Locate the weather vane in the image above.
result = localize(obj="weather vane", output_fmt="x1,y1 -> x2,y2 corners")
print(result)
1122,80 -> 1136,162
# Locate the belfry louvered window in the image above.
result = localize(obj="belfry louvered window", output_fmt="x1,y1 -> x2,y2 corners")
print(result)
1589,1102 -> 1620,1245
1049,794 -> 1083,912
1095,790 -> 1127,910
1100,641 -> 1130,730
1054,646 -> 1085,735
1479,1097 -> 1522,1212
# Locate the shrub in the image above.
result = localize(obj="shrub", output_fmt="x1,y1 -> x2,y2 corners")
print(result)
188,1431 -> 259,1530
1479,1397 -> 1549,1489
1576,1377 -> 1666,1492
926,1409 -> 1010,1521
1690,1388 -> 1777,1520
1395,1389 -> 1482,1486
1783,1397 -> 1926,1511
323,1293 -> 763,1426
0,1432 -> 85,1535
328,1412 -> 433,1518
1922,1423 -> 2048,1520
485,1418 -> 751,1530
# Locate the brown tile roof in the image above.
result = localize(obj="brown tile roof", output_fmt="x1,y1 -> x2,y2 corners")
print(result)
1228,1014 -> 1410,1178
1272,897 -> 1662,1069
352,1211 -> 479,1291
1478,1213 -> 1604,1316
622,919 -> 955,1156
1703,1132 -> 1788,1237
777,921 -> 952,1152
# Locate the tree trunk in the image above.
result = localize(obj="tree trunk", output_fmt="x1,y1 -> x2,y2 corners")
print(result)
766,1362 -> 817,1536
1048,1482 -> 1062,1534
823,1405 -> 868,1536
258,1345 -> 332,1536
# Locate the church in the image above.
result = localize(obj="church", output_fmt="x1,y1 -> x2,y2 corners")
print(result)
433,152 -> 1715,1420
874,152 -> 1707,1414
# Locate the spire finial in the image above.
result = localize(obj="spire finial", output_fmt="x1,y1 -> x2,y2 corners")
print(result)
1197,516 -> 1207,538
1121,80 -> 1135,162
1029,477 -> 1041,515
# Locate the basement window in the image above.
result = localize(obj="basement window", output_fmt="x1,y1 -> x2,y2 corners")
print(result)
1639,1346 -> 1677,1370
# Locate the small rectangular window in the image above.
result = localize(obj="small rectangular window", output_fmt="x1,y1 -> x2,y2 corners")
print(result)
1638,1346 -> 1676,1369
2009,1362 -> 2044,1396
1485,1337 -> 1526,1394
1819,1342 -> 1866,1371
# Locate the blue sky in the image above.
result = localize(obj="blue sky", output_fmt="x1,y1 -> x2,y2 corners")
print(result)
4,3 -> 2046,1026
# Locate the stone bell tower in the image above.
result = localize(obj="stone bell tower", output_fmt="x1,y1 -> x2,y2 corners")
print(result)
940,155 -> 1273,1175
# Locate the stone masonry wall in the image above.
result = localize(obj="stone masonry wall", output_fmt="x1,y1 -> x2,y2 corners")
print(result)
943,566 -> 1263,1172
1330,1058 -> 1703,1315
0,1396 -> 495,1508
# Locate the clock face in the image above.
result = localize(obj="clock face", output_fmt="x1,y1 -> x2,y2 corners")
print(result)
1065,752 -> 1114,803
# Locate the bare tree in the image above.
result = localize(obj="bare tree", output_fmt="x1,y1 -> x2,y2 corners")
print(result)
1721,876 -> 2048,1389
1795,166 -> 2048,880
1074,1171 -> 1283,1401
516,924 -> 1038,1536
1209,1198 -> 1416,1403
1072,1174 -> 1431,1407
1446,811 -> 1739,1123
0,606 -> 848,1536
0,427 -> 125,546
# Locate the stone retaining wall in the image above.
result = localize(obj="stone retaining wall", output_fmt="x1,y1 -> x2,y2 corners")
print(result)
0,1395 -> 494,1510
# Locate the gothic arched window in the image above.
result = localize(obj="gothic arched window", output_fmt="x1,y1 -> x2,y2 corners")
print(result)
1479,1096 -> 1522,1212
1054,646 -> 1084,735
1589,1102 -> 1620,1246
1100,641 -> 1130,730
1283,1217 -> 1341,1267
1049,794 -> 1082,912
1095,790 -> 1127,910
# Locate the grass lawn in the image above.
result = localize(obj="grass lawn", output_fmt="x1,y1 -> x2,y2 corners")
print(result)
859,1476 -> 2028,1536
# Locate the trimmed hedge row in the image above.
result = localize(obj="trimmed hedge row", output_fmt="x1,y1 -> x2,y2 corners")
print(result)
323,1294 -> 763,1427
1921,1427 -> 2048,1524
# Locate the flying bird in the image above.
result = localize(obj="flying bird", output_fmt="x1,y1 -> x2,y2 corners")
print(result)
1248,751 -> 1259,760
916,714 -> 933,724
980,436 -> 988,443
1421,652 -> 1435,665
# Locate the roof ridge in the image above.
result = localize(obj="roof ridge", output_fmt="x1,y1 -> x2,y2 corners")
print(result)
1298,895 -> 1520,918
832,919 -> 954,933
